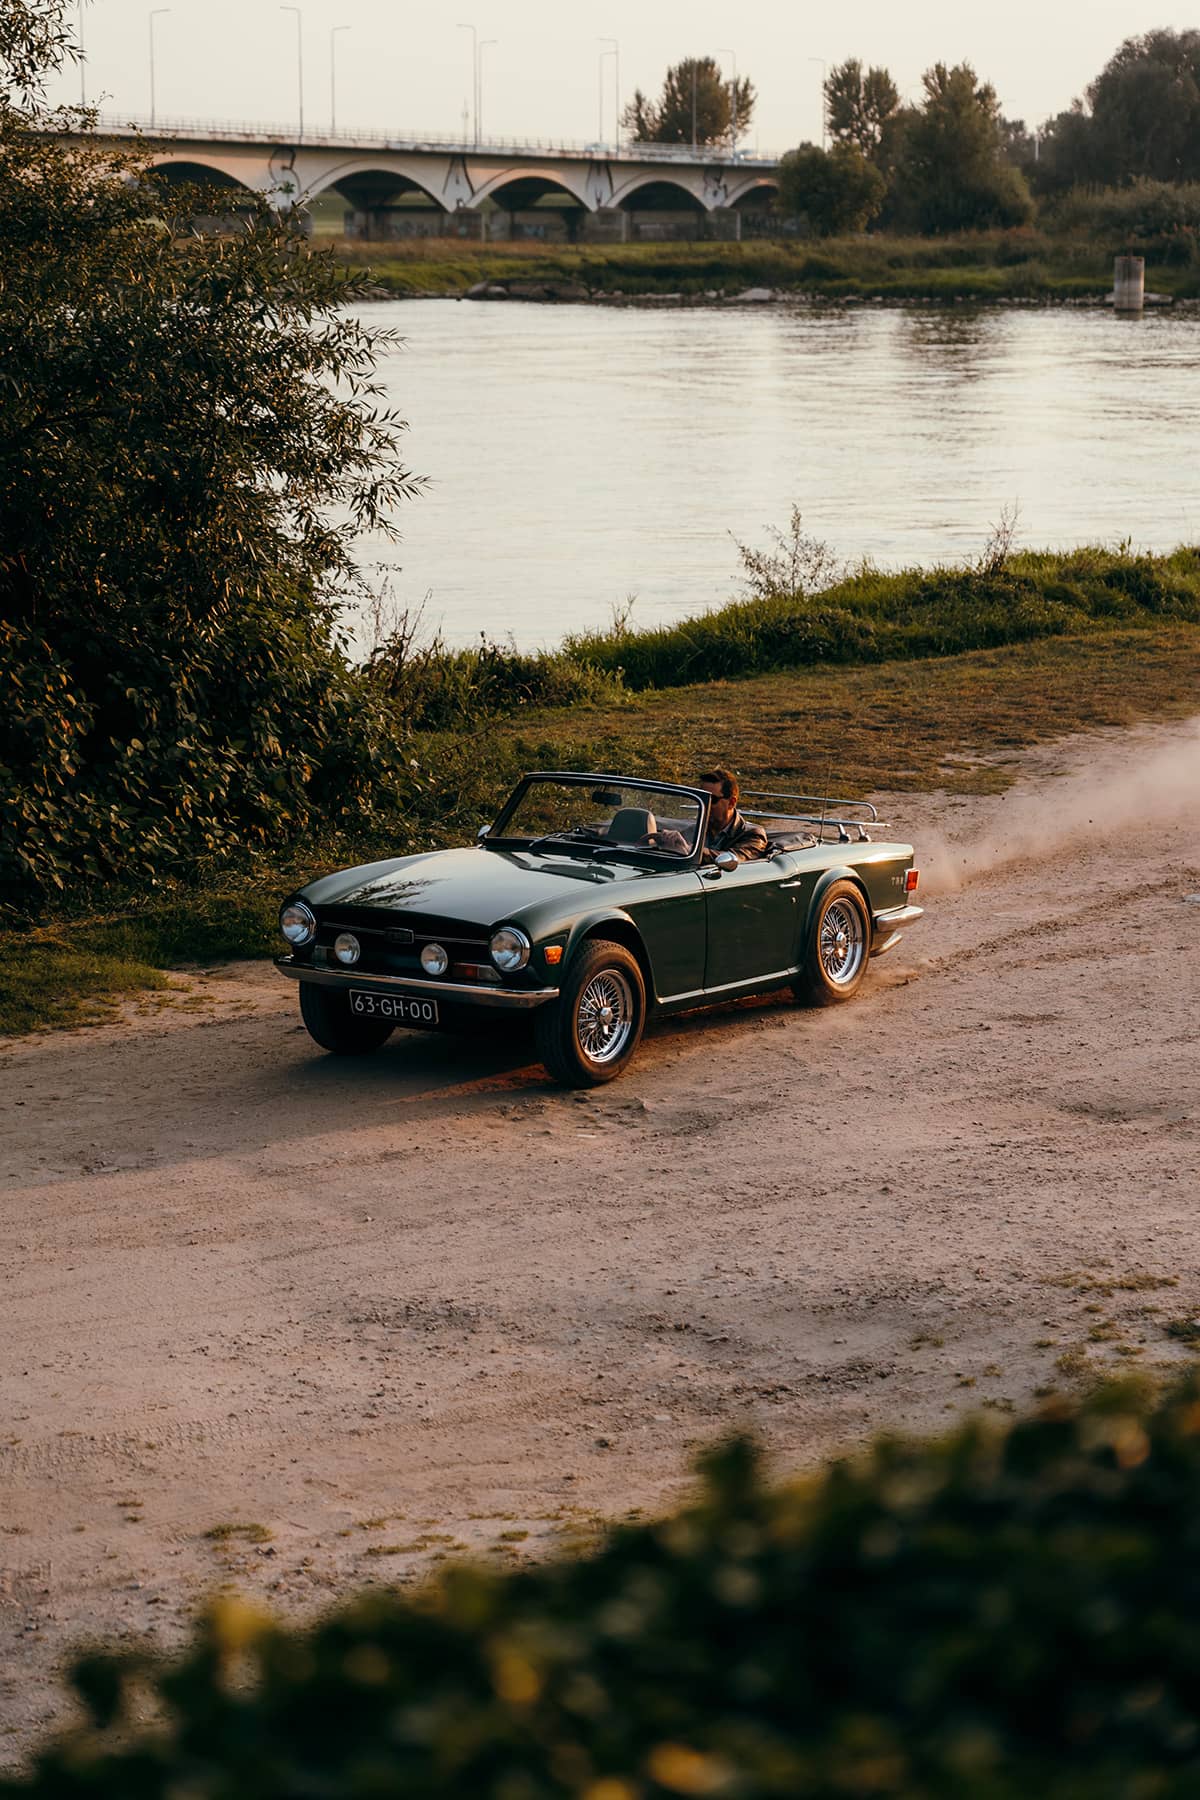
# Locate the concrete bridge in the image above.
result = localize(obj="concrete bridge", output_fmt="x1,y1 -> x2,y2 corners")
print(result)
95,115 -> 784,241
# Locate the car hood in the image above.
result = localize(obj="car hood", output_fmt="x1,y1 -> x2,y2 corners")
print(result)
301,845 -> 653,930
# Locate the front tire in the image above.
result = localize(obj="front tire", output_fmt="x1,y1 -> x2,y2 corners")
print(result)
299,984 -> 394,1055
534,940 -> 645,1087
794,880 -> 871,1007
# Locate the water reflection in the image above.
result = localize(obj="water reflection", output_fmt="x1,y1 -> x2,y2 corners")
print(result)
350,300 -> 1200,649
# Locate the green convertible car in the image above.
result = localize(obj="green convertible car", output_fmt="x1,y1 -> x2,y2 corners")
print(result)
276,771 -> 923,1087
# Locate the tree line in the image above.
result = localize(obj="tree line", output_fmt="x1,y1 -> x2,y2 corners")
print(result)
628,30 -> 1200,236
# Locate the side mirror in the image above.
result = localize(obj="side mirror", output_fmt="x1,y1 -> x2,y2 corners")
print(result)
714,850 -> 740,873
477,824 -> 492,842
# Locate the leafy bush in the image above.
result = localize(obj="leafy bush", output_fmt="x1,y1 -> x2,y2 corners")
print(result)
1043,180 -> 1200,263
14,1378 -> 1200,1797
365,609 -> 624,733
0,7 -> 420,915
778,143 -> 887,237
563,547 -> 1200,692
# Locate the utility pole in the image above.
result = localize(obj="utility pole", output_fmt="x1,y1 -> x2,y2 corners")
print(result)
457,23 -> 478,148
598,37 -> 619,148
77,0 -> 86,106
148,8 -> 169,129
280,5 -> 303,141
717,46 -> 737,157
478,38 -> 497,143
330,24 -> 348,136
809,57 -> 827,150
691,60 -> 698,151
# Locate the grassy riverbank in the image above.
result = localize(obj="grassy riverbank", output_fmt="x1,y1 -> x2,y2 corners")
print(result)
4,612 -> 1198,1038
338,231 -> 1200,302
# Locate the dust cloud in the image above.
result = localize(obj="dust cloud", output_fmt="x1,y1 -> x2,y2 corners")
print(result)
920,715 -> 1200,895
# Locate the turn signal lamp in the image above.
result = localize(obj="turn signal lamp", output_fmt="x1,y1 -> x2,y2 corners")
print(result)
544,945 -> 564,966
905,869 -> 920,893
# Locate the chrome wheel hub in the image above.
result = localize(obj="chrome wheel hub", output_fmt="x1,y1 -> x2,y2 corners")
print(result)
577,970 -> 634,1065
820,901 -> 865,986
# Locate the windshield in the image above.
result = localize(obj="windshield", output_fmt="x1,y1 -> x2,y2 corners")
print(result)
491,778 -> 703,860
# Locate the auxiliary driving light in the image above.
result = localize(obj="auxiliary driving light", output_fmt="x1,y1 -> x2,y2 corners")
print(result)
280,901 -> 316,947
333,932 -> 361,966
420,942 -> 449,976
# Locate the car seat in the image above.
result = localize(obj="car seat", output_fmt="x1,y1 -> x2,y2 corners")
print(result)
607,807 -> 657,843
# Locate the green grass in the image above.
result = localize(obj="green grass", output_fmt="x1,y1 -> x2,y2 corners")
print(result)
5,549 -> 1198,1038
5,620 -> 1197,1041
0,887 -> 280,1036
336,230 -> 1200,302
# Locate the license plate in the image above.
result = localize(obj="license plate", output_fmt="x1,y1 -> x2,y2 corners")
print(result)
349,989 -> 439,1025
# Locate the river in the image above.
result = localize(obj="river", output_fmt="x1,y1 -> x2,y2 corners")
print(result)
351,298 -> 1200,651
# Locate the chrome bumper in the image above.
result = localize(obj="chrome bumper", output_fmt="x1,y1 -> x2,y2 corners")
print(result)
871,903 -> 924,955
274,956 -> 559,1011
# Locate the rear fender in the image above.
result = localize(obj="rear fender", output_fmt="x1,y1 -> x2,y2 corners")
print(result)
802,867 -> 870,948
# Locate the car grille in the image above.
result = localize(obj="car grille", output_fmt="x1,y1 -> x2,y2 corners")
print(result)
312,907 -> 491,977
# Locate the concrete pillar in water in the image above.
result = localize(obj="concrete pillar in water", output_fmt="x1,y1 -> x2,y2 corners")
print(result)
1113,255 -> 1145,313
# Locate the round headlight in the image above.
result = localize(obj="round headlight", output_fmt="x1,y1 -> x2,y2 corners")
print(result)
420,942 -> 449,976
280,901 -> 316,947
333,932 -> 360,967
490,926 -> 531,973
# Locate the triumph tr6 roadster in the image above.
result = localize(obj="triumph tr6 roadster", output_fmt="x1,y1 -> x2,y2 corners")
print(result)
276,772 -> 922,1087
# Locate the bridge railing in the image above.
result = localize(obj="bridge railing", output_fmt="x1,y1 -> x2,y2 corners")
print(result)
93,113 -> 781,167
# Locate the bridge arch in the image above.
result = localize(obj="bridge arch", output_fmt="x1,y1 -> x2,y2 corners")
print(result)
147,154 -> 258,194
728,175 -> 781,208
471,165 -> 593,211
306,158 -> 445,211
611,172 -> 708,212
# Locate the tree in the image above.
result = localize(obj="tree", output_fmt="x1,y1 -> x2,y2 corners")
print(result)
1087,28 -> 1200,183
891,63 -> 1034,233
824,59 -> 899,160
622,56 -> 756,148
0,1 -> 421,907
778,142 -> 886,236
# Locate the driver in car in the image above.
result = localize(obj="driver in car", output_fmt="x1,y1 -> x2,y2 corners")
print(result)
698,767 -> 769,863
641,767 -> 768,863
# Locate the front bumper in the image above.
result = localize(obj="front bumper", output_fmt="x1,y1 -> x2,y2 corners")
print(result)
275,955 -> 559,1011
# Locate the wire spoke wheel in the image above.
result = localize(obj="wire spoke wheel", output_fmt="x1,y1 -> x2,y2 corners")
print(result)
819,900 -> 865,986
576,969 -> 635,1066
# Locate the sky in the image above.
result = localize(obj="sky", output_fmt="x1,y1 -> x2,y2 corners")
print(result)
51,0 -> 1196,150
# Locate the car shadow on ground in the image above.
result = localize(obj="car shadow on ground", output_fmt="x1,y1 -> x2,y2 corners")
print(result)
1,978 -> 893,1190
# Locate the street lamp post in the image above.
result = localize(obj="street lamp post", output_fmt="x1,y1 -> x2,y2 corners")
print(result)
457,23 -> 478,147
598,36 -> 619,149
330,24 -> 349,136
478,37 -> 497,143
280,5 -> 303,141
148,7 -> 169,129
809,57 -> 828,150
716,46 -> 738,158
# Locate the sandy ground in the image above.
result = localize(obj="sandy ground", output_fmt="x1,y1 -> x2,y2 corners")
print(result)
2,717 -> 1198,1765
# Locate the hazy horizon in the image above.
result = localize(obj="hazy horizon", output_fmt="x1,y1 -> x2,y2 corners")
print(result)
51,0 -> 1196,149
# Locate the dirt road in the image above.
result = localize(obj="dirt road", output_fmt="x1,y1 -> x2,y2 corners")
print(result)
2,719 -> 1198,1763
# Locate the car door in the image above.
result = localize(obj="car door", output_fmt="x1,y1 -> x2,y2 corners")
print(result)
701,857 -> 808,992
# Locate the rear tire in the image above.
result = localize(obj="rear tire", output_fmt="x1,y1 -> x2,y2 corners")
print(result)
534,940 -> 645,1087
793,880 -> 871,1007
299,983 -> 394,1055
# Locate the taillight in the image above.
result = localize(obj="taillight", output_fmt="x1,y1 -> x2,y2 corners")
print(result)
905,869 -> 920,893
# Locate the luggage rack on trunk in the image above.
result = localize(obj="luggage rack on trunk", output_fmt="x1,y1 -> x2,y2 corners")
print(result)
741,789 -> 884,845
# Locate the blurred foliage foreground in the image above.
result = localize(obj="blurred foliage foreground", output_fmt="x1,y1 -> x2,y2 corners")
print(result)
11,1378 -> 1200,1797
